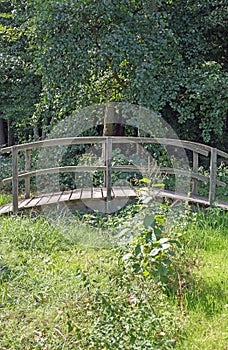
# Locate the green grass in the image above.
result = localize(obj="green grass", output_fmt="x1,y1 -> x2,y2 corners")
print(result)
175,209 -> 228,350
0,193 -> 12,206
0,207 -> 227,349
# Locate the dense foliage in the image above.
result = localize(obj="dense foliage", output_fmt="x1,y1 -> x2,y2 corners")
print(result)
0,202 -> 227,349
0,0 -> 227,149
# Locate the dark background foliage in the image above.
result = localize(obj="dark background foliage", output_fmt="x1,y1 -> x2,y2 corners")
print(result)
0,0 -> 227,151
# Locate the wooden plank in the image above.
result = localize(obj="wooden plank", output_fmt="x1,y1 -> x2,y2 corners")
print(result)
70,188 -> 82,201
121,187 -> 137,197
12,146 -> 18,213
92,188 -> 103,199
217,201 -> 228,210
0,203 -> 12,214
0,187 -> 227,215
25,149 -> 31,199
192,151 -> 199,195
46,192 -> 62,204
18,198 -> 34,209
143,189 -> 210,206
24,197 -> 43,208
209,148 -> 217,205
81,188 -> 93,200
112,187 -> 126,198
58,191 -> 72,202
36,195 -> 53,207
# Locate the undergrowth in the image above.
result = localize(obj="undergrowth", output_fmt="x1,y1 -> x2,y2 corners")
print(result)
0,204 -> 227,349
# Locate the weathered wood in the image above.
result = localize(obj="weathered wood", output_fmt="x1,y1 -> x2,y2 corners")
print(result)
70,189 -> 82,201
105,137 -> 112,201
25,149 -> 31,199
24,197 -> 42,208
58,191 -> 72,202
92,188 -> 103,199
3,166 -> 106,184
81,188 -> 93,200
0,186 -> 228,215
192,152 -> 199,195
1,137 -> 106,153
1,136 -> 218,157
0,203 -> 12,215
3,165 -> 226,188
12,146 -> 18,213
217,149 -> 228,159
111,137 -> 211,156
111,166 -> 226,187
1,137 -> 228,214
209,148 -> 217,205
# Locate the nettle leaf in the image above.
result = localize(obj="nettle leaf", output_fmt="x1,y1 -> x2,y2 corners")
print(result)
159,237 -> 170,244
160,243 -> 171,251
133,263 -> 141,273
149,247 -> 161,257
169,239 -> 182,248
122,253 -> 132,261
143,215 -> 155,228
134,244 -> 141,256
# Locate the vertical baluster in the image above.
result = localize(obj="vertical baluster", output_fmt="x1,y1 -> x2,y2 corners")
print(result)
192,151 -> 199,196
209,147 -> 217,205
25,149 -> 31,199
105,137 -> 112,202
12,146 -> 18,213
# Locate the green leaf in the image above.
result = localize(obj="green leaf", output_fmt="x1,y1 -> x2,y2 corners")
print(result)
134,244 -> 141,256
139,177 -> 150,184
144,215 -> 155,228
133,263 -> 141,273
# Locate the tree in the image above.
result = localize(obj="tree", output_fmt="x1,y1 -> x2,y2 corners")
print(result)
0,0 -> 41,145
1,0 -> 227,149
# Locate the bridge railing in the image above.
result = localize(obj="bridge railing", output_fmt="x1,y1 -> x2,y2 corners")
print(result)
1,136 -> 228,213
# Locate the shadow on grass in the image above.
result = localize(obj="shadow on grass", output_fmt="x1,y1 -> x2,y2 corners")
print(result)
180,276 -> 226,316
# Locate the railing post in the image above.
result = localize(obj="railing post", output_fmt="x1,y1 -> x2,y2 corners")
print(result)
209,147 -> 217,205
25,149 -> 31,199
192,151 -> 199,196
12,146 -> 18,213
105,137 -> 112,202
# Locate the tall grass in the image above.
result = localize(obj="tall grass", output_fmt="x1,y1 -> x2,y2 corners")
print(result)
0,207 -> 227,349
175,208 -> 228,350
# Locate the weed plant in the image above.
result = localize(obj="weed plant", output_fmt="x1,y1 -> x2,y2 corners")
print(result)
0,205 -> 227,349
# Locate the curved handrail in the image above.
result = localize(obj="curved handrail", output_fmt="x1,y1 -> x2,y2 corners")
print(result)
2,165 -> 226,188
1,136 -> 227,213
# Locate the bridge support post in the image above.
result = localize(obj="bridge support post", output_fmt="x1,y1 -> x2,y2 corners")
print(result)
12,146 -> 18,213
192,151 -> 199,195
105,137 -> 112,205
25,149 -> 31,199
209,147 -> 217,205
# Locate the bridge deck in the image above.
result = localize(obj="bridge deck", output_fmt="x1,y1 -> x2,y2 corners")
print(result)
0,187 -> 227,215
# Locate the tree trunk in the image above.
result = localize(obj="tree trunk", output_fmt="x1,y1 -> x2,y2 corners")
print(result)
103,103 -> 115,136
0,118 -> 6,147
7,119 -> 14,146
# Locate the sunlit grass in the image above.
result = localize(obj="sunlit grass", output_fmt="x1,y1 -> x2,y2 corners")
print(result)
0,193 -> 11,206
0,208 -> 227,349
175,209 -> 228,349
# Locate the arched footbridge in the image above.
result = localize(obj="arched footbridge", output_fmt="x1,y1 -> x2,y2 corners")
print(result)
0,136 -> 227,214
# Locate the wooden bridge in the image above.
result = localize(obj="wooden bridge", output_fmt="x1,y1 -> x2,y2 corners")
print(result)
0,136 -> 227,214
